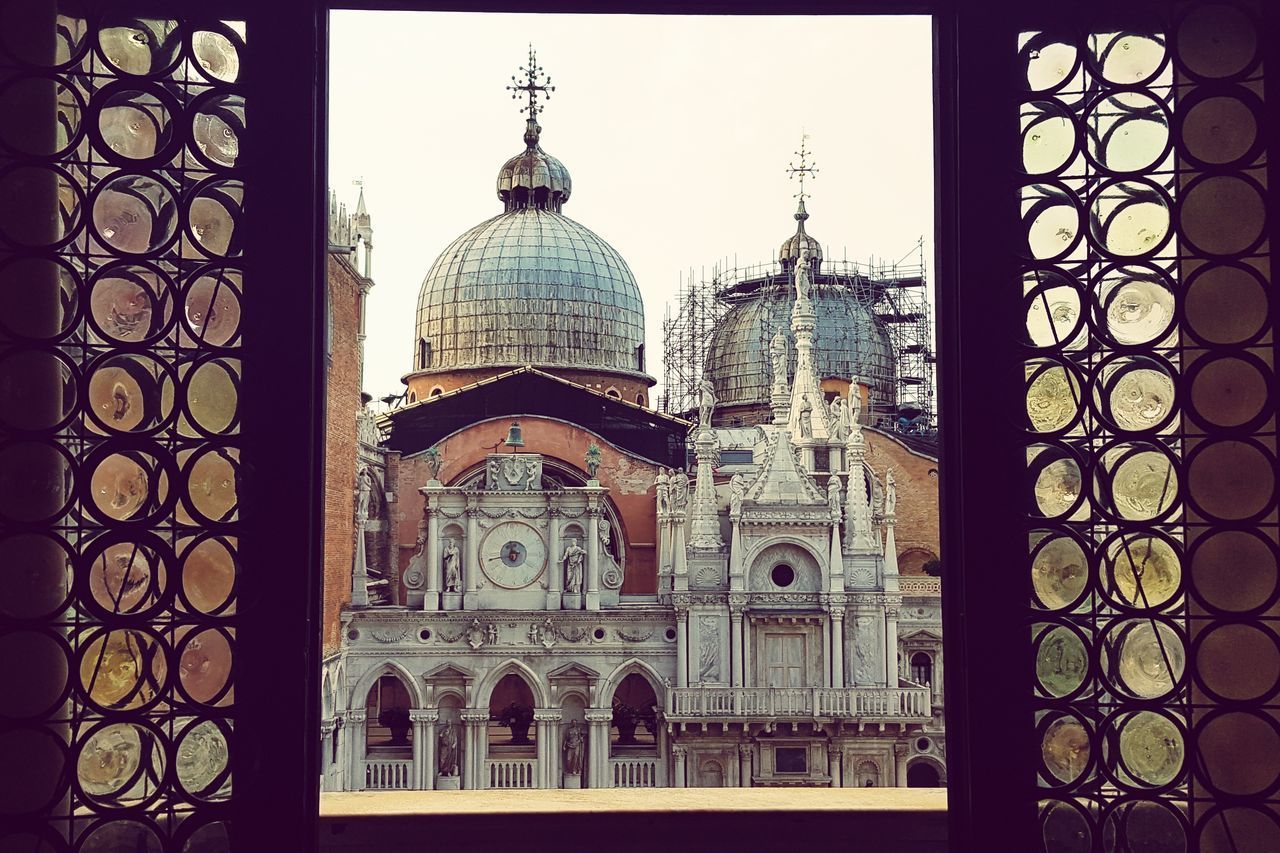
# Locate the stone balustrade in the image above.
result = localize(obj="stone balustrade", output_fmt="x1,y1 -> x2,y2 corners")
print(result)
486,758 -> 538,789
610,756 -> 662,788
899,576 -> 941,595
667,686 -> 932,719
364,758 -> 413,790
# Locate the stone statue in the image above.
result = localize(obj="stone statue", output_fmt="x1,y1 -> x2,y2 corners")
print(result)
796,248 -> 812,302
525,457 -> 539,490
424,446 -> 443,481
729,474 -> 745,518
829,397 -> 849,442
770,329 -> 788,387
485,623 -> 499,645
562,538 -> 586,593
849,380 -> 863,426
672,471 -> 690,512
563,720 -> 585,775
486,457 -> 500,489
585,443 -> 602,479
655,468 -> 671,515
437,721 -> 458,776
467,617 -> 483,649
885,469 -> 897,517
799,394 -> 813,438
442,538 -> 461,592
828,475 -> 843,520
355,465 -> 372,522
698,379 -> 716,429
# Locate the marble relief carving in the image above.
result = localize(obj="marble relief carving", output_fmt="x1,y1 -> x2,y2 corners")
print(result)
698,617 -> 721,682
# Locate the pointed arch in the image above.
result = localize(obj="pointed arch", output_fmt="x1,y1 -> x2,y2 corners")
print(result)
321,671 -> 334,718
349,659 -> 425,710
599,657 -> 667,706
474,658 -> 550,709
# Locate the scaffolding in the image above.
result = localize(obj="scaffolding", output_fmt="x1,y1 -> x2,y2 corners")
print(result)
659,239 -> 935,432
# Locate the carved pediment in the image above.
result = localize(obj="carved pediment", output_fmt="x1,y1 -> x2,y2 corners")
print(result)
547,662 -> 600,682
423,662 -> 477,683
899,628 -> 943,642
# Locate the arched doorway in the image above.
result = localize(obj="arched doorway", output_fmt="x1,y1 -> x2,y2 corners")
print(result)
911,652 -> 933,687
609,673 -> 660,787
699,758 -> 725,788
364,674 -> 412,753
907,760 -> 942,787
487,673 -> 537,788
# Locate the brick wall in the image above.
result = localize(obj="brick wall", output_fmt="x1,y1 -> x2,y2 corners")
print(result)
864,430 -> 941,574
322,253 -> 364,655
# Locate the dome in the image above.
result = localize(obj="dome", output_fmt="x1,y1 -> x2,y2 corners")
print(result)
779,198 -> 823,270
705,278 -> 895,410
496,119 -> 572,213
413,207 -> 648,378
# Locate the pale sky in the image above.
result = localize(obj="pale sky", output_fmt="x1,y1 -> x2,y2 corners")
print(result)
327,11 -> 935,404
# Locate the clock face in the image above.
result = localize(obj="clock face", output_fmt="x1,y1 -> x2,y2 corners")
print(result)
480,521 -> 547,589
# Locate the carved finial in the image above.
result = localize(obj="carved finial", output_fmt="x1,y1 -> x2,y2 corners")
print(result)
786,132 -> 819,204
506,44 -> 555,125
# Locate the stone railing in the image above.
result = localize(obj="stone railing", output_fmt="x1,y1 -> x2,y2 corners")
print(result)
364,758 -> 412,790
899,576 -> 941,595
611,756 -> 662,788
486,758 -> 538,789
668,687 -> 932,720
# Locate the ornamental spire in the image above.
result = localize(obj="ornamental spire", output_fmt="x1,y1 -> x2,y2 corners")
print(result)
786,132 -> 819,207
506,44 -> 555,140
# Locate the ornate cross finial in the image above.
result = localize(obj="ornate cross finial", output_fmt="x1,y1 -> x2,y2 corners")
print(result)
506,44 -> 555,122
786,132 -> 819,202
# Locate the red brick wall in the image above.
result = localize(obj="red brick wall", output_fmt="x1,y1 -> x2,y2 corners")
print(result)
864,430 -> 941,575
391,416 -> 661,602
322,254 -> 364,655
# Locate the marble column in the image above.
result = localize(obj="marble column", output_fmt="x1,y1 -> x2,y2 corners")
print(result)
729,602 -> 745,688
585,709 -> 612,788
894,742 -> 910,787
586,505 -> 601,611
830,604 -> 846,689
676,609 -> 689,688
462,710 -> 487,789
410,710 -> 436,790
738,743 -> 752,787
885,605 -> 900,689
535,711 -> 562,788
546,502 -> 561,609
464,505 -> 480,608
672,516 -> 688,591
424,501 -> 440,610
346,710 -> 366,790
828,746 -> 843,787
728,516 -> 744,591
821,611 -> 833,689
672,745 -> 687,788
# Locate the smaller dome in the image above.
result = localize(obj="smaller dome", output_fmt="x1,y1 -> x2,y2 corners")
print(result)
496,119 -> 572,213
779,198 -> 823,272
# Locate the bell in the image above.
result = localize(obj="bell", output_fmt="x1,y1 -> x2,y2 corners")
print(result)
505,420 -> 525,448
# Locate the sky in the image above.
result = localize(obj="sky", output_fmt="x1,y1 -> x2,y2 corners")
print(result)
327,11 -> 935,404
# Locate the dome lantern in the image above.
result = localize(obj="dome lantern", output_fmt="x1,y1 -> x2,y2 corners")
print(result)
497,46 -> 571,213
780,134 -> 822,275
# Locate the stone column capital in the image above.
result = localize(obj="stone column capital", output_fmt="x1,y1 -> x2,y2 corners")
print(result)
533,710 -> 564,722
345,709 -> 366,723
893,742 -> 910,759
671,745 -> 687,758
408,710 -> 438,724
827,745 -> 843,761
738,743 -> 753,759
584,709 -> 613,724
460,710 -> 489,723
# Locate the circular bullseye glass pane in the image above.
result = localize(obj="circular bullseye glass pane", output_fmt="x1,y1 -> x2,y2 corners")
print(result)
184,359 -> 239,436
1023,269 -> 1083,349
1041,715 -> 1091,784
192,30 -> 241,83
1196,623 -> 1280,702
177,628 -> 232,705
1182,94 -> 1258,166
77,722 -> 165,806
1023,37 -> 1079,92
1177,4 -> 1257,80
1095,266 -> 1175,347
176,719 -> 230,798
1104,533 -> 1181,610
92,173 -> 177,255
1181,175 -> 1265,256
183,268 -> 242,347
1107,619 -> 1184,700
88,540 -> 163,615
86,354 -> 172,435
1190,356 -> 1269,429
1183,264 -> 1268,345
191,94 -> 243,169
1029,445 -> 1083,519
186,180 -> 242,259
1196,712 -> 1280,797
1025,360 -> 1082,434
0,256 -> 80,342
0,75 -> 81,157
1035,623 -> 1089,697
1115,710 -> 1184,787
1101,801 -> 1186,853
99,20 -> 182,76
1097,442 -> 1178,522
97,87 -> 173,161
77,629 -> 166,711
0,532 -> 73,619
1085,91 -> 1170,172
1092,32 -> 1167,85
1090,180 -> 1171,257
0,165 -> 81,248
1094,356 -> 1177,434
180,536 -> 236,614
1022,186 -> 1080,260
181,447 -> 239,524
1031,534 -> 1089,611
1191,530 -> 1278,614
88,263 -> 174,345
1021,100 -> 1077,174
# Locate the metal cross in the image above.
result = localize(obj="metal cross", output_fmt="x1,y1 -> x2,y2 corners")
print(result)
786,133 -> 819,201
506,44 -> 554,121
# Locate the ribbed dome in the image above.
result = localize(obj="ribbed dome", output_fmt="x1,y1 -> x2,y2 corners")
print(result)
779,198 -> 823,271
705,279 -> 895,409
496,119 -> 572,213
413,208 -> 648,377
